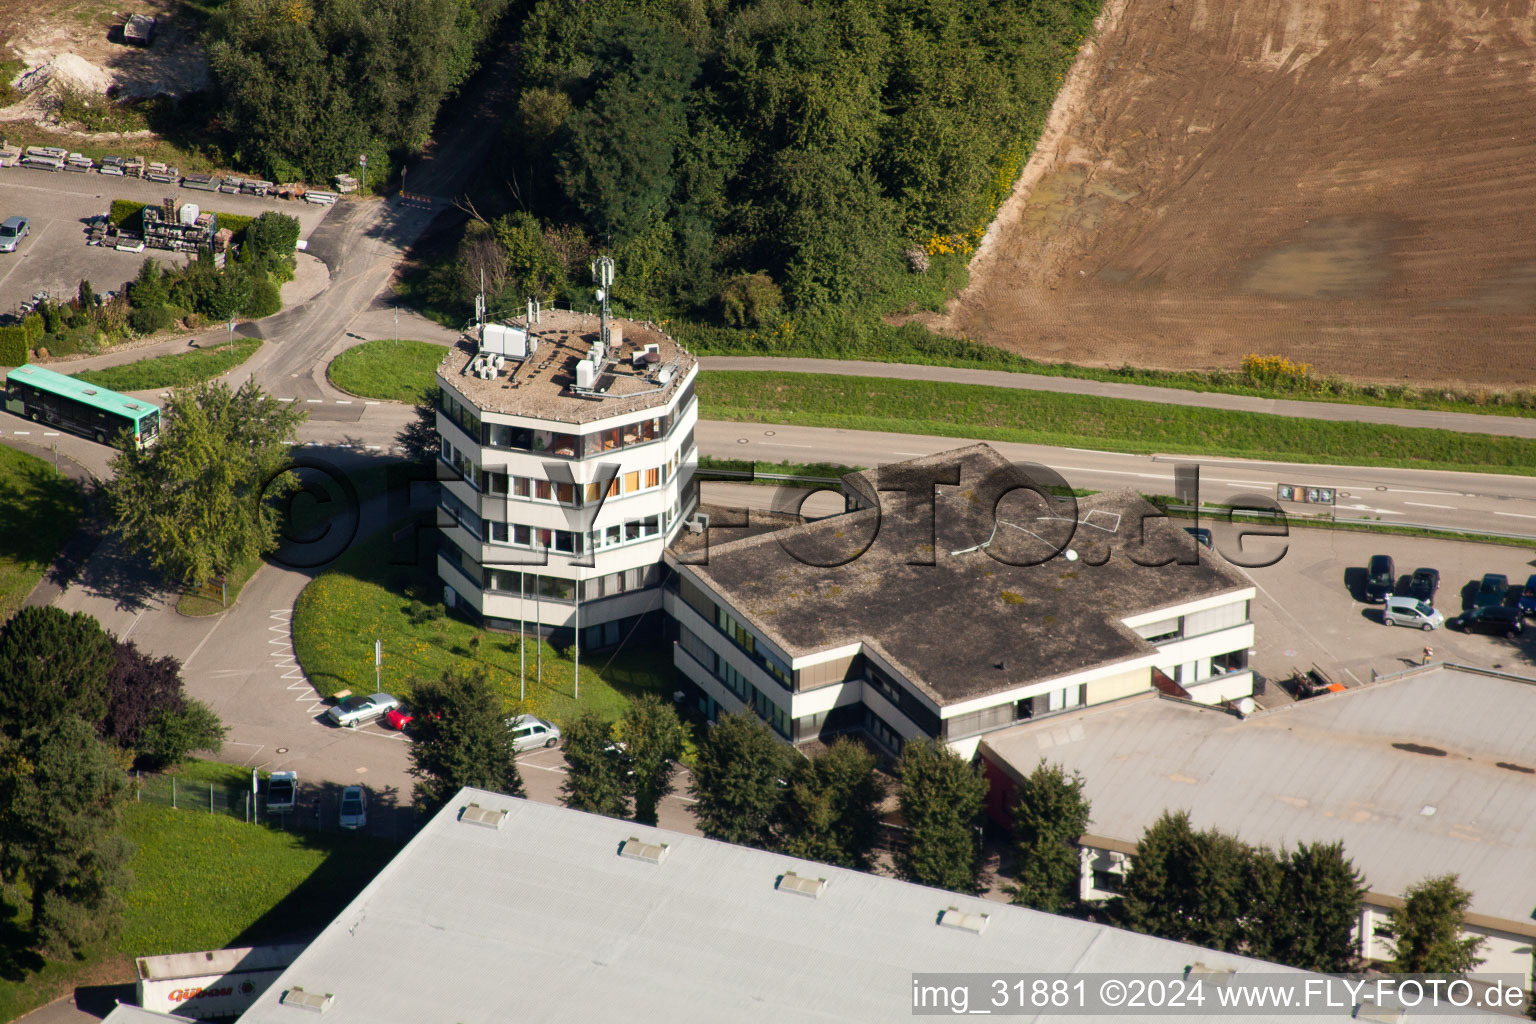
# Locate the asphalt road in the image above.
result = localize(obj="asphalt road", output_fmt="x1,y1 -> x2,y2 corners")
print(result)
700,421 -> 1536,541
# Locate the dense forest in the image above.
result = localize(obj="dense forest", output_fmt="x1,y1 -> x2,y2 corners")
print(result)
453,0 -> 1101,330
203,0 -> 513,183
201,0 -> 1101,337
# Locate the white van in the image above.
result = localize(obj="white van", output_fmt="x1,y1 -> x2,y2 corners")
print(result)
507,714 -> 561,752
1383,596 -> 1443,631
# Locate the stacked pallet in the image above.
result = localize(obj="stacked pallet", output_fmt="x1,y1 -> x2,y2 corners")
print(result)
182,172 -> 221,191
144,161 -> 179,183
142,197 -> 217,253
0,142 -> 18,166
65,152 -> 94,172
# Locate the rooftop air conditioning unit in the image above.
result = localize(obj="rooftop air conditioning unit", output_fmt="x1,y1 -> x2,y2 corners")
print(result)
576,360 -> 596,390
685,513 -> 710,535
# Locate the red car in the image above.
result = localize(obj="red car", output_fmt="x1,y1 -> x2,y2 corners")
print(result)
384,705 -> 413,730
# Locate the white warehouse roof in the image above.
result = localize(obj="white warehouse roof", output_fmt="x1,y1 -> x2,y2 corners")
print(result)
231,790 -> 1470,1024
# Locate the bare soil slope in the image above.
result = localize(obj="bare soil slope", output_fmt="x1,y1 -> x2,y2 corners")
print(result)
947,0 -> 1536,388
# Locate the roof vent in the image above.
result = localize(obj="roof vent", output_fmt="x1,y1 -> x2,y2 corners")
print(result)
1186,963 -> 1236,977
83,389 -> 98,396
938,907 -> 989,934
620,836 -> 669,864
459,803 -> 507,829
776,871 -> 827,899
282,987 -> 334,1013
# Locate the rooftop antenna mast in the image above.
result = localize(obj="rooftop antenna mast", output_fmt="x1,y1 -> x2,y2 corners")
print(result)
591,256 -> 615,348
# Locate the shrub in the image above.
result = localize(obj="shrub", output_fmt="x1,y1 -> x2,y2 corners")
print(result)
129,305 -> 175,335
21,312 -> 43,344
1241,354 -> 1315,392
0,325 -> 27,366
243,277 -> 282,319
719,272 -> 784,327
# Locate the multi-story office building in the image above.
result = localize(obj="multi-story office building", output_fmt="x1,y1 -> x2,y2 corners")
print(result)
664,445 -> 1257,756
434,307 -> 699,649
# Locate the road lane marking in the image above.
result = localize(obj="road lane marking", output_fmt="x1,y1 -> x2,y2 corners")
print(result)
1404,502 -> 1456,509
1494,511 -> 1536,520
305,399 -> 322,403
335,400 -> 352,404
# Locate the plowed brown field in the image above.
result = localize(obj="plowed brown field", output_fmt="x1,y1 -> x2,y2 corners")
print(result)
944,0 -> 1536,388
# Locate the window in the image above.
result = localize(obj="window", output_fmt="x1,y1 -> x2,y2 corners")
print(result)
513,524 -> 530,545
585,482 -> 602,503
1092,869 -> 1123,894
486,472 -> 508,495
1133,616 -> 1181,642
624,470 -> 640,493
608,477 -> 620,498
534,480 -> 551,501
1183,601 -> 1248,637
645,467 -> 659,488
1213,649 -> 1249,674
555,482 -> 574,505
486,521 -> 508,543
864,710 -> 899,753
513,477 -> 530,498
440,489 -> 481,541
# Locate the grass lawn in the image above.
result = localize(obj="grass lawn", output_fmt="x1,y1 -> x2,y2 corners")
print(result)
176,553 -> 262,617
327,340 -> 444,404
698,456 -> 865,483
0,796 -> 399,1022
699,373 -> 1536,477
0,445 -> 87,620
73,339 -> 262,392
292,518 -> 677,726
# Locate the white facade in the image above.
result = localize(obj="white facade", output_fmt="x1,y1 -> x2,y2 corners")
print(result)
666,562 -> 1256,752
435,366 -> 699,640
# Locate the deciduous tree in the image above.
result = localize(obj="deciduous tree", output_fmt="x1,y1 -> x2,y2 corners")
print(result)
0,717 -> 131,956
689,711 -> 790,848
107,380 -> 307,587
777,737 -> 885,870
0,607 -> 113,737
618,693 -> 685,826
895,740 -> 986,892
560,710 -> 630,819
406,669 -> 524,812
1251,842 -> 1367,973
1008,760 -> 1091,913
1386,874 -> 1485,975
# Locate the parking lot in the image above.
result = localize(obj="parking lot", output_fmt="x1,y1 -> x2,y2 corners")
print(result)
0,165 -> 334,312
1238,525 -> 1535,689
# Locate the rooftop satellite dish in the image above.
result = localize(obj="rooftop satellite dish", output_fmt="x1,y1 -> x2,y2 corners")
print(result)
1064,549 -> 1079,562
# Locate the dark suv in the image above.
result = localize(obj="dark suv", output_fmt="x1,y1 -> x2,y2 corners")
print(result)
1473,574 -> 1509,609
1408,568 -> 1439,603
1451,606 -> 1524,638
1365,555 -> 1395,603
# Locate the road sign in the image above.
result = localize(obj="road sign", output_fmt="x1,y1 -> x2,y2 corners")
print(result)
359,154 -> 367,167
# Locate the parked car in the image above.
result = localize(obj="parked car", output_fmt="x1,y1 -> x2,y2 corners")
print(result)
384,704 -> 413,730
1184,527 -> 1213,550
338,786 -> 368,830
1450,605 -> 1524,638
326,692 -> 400,728
1383,596 -> 1443,631
507,714 -> 561,752
266,771 -> 298,813
1364,555 -> 1395,603
1472,573 -> 1509,609
1519,574 -> 1536,617
0,216 -> 29,253
1407,568 -> 1440,603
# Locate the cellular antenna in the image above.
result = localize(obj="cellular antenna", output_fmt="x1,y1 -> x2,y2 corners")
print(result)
591,256 -> 615,348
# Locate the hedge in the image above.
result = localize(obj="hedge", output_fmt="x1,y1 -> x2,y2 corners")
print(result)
0,326 -> 27,366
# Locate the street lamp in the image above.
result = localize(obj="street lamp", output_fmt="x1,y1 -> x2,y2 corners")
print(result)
358,153 -> 367,195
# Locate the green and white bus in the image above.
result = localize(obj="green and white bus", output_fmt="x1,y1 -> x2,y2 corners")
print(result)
4,363 -> 161,448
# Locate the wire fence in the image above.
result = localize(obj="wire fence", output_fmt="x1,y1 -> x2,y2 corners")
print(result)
131,771 -> 425,841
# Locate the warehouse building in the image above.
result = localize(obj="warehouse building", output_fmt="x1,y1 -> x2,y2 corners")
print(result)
664,445 -> 1257,756
434,302 -> 698,647
977,664 -> 1536,987
211,792 -> 1426,1024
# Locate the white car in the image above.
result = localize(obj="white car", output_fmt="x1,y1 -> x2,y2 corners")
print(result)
327,692 -> 400,728
338,786 -> 367,830
507,714 -> 561,752
266,771 -> 298,813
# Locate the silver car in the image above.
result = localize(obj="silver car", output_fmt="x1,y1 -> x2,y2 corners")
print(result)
507,714 -> 561,752
0,217 -> 28,253
327,692 -> 400,728
338,786 -> 367,830
1383,596 -> 1443,631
